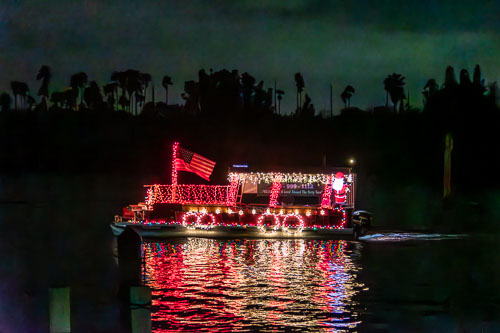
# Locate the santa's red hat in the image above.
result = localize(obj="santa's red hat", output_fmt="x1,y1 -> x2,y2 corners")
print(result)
334,172 -> 344,179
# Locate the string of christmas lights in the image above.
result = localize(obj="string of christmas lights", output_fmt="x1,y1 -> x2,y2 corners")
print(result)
268,174 -> 282,208
321,175 -> 333,208
256,212 -> 281,233
226,173 -> 240,207
171,142 -> 179,202
333,206 -> 347,229
145,184 -> 232,205
139,209 -> 347,230
181,211 -> 216,230
282,213 -> 305,234
228,172 -> 353,185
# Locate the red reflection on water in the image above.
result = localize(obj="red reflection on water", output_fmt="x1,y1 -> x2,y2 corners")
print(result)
143,239 -> 364,332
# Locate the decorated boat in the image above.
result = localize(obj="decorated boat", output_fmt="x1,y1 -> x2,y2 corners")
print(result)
112,143 -> 370,239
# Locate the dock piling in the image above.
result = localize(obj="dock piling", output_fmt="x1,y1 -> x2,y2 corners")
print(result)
49,287 -> 71,333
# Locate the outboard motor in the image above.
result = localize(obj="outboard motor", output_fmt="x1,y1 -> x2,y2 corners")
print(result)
352,210 -> 372,240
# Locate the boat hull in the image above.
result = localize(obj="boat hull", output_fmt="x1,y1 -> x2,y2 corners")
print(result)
111,222 -> 355,240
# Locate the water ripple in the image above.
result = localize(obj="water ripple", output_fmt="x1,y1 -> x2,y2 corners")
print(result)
143,238 -> 365,332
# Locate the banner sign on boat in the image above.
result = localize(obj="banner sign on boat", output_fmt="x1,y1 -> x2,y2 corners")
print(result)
257,182 -> 323,196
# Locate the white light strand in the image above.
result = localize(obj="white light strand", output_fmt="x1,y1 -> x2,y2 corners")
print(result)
228,172 -> 353,185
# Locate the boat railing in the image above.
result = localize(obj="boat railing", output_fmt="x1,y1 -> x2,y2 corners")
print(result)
144,184 -> 234,206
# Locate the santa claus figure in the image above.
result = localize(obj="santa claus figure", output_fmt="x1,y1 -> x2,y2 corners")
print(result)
332,172 -> 349,205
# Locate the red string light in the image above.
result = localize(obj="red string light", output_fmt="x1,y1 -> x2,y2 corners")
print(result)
282,213 -> 305,233
321,175 -> 333,209
226,173 -> 240,207
181,211 -> 216,230
171,142 -> 179,202
256,212 -> 281,232
268,174 -> 282,208
333,206 -> 347,229
140,208 -> 347,231
146,184 -> 231,205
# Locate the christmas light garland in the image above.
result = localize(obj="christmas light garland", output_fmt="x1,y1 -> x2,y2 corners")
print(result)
145,184 -> 231,205
171,142 -> 179,202
257,212 -> 281,233
228,172 -> 352,185
282,213 -> 305,234
268,174 -> 282,208
226,173 -> 240,207
321,175 -> 333,208
181,211 -> 216,230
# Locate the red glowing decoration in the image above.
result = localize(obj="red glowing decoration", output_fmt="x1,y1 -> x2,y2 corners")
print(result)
257,212 -> 281,232
171,142 -> 179,201
226,173 -> 240,207
321,175 -> 333,209
333,172 -> 348,205
282,213 -> 305,233
333,206 -> 347,229
182,211 -> 199,226
146,184 -> 231,205
182,211 -> 216,229
174,144 -> 216,181
268,174 -> 282,208
172,142 -> 179,186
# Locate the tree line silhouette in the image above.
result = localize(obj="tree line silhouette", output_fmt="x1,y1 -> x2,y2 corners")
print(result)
1,64 -> 497,118
0,63 -> 498,230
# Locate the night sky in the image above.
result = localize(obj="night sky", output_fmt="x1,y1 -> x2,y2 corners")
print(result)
1,0 -> 499,114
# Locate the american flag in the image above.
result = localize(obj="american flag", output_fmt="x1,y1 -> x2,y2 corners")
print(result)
175,145 -> 216,181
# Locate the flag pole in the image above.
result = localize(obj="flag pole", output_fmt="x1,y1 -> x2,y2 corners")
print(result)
172,142 -> 179,202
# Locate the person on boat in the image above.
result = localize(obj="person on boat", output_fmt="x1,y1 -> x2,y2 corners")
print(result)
332,172 -> 349,206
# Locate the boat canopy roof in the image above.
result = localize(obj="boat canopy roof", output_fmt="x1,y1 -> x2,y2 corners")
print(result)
228,167 -> 354,185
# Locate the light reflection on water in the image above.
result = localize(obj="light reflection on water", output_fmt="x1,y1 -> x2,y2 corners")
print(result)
142,238 -> 366,332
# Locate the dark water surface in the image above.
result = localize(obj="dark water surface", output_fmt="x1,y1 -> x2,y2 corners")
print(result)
142,236 -> 500,332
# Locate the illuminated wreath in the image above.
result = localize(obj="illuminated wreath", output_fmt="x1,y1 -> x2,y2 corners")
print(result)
257,213 -> 281,233
196,213 -> 216,229
182,212 -> 198,227
182,212 -> 215,230
282,213 -> 305,234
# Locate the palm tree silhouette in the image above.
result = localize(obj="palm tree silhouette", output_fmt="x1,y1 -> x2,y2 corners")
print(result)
276,89 -> 284,115
119,95 -> 129,111
0,92 -> 12,111
26,96 -> 36,111
36,65 -> 51,111
241,72 -> 256,111
84,81 -> 103,110
340,85 -> 355,109
103,82 -> 118,110
139,72 -> 152,104
422,79 -> 439,102
135,93 -> 145,113
124,69 -> 142,114
383,73 -> 405,112
294,73 -> 305,113
111,71 -> 127,111
444,66 -> 458,89
10,81 -> 29,110
70,72 -> 88,110
162,75 -> 173,105
472,64 -> 487,95
459,69 -> 471,86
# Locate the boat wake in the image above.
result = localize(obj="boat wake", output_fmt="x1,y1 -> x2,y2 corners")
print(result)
359,232 -> 466,242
